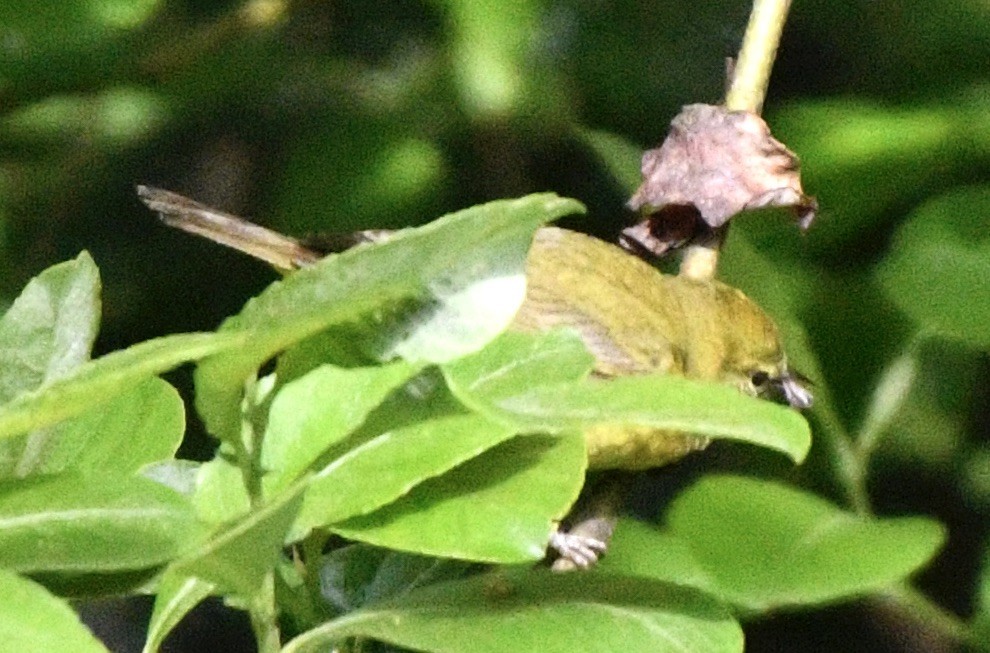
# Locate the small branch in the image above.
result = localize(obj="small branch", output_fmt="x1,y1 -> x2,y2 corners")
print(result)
679,0 -> 792,279
725,0 -> 793,114
679,229 -> 726,281
679,250 -> 720,280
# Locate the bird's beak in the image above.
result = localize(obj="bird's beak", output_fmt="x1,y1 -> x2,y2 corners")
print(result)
774,371 -> 813,410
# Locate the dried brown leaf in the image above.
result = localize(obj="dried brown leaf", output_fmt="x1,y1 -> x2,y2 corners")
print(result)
625,104 -> 816,257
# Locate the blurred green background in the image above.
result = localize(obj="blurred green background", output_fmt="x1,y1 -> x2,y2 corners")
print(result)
1,0 -> 988,651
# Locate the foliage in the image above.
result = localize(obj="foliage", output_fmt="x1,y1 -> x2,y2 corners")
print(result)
1,1 -> 988,652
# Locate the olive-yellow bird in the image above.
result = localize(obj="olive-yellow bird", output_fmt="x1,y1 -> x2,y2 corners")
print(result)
138,186 -> 810,472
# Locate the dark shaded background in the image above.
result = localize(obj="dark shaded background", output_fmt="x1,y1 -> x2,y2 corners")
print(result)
2,0 -> 989,651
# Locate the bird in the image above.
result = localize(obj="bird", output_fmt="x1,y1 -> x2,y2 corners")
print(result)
137,185 -> 810,472
137,185 -> 812,568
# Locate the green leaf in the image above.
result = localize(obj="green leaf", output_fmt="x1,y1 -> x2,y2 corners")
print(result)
598,518 -> 717,592
480,374 -> 810,463
772,100 -> 956,254
573,126 -> 643,196
877,186 -> 990,348
318,544 -> 474,613
195,194 -> 584,443
0,377 -> 184,479
273,328 -> 377,384
141,459 -> 200,498
0,331 -> 246,441
0,251 -> 100,403
2,88 -> 166,146
67,377 -> 184,474
442,0 -> 540,118
855,348 -> 917,452
0,568 -> 109,653
444,329 -> 810,464
333,432 -> 586,563
971,544 -> 990,647
294,413 -> 519,537
261,361 -> 419,495
282,570 -> 742,653
0,473 -> 200,573
175,483 -> 304,597
191,454 -> 251,526
275,119 -> 447,236
142,571 -> 215,653
442,329 -> 595,404
860,341 -> 979,471
663,475 -> 947,611
0,0 -> 156,96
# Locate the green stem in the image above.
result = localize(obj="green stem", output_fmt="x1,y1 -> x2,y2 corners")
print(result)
302,531 -> 331,613
680,0 -> 793,279
250,572 -> 282,653
817,396 -> 873,515
878,585 -> 975,648
855,337 -> 922,461
828,336 -> 924,515
725,0 -> 792,113
237,377 -> 283,650
239,374 -> 264,506
238,371 -> 280,506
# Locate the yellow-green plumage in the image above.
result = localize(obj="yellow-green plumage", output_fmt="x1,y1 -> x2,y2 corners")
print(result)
515,227 -> 791,469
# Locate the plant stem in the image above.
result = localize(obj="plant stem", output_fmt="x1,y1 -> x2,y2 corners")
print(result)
239,374 -> 264,506
817,397 -> 873,515
725,0 -> 792,113
680,0 -> 793,279
302,531 -> 331,613
679,230 -> 725,281
237,376 -> 284,651
855,338 -> 921,461
250,572 -> 282,653
878,585 -> 975,649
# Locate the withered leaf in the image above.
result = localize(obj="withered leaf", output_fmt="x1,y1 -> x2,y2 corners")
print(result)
618,204 -> 705,260
627,104 -> 817,237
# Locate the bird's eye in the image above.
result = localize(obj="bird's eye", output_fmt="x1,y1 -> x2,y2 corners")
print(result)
751,371 -> 770,388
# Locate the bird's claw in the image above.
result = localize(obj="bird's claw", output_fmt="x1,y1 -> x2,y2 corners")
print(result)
549,530 -> 609,570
